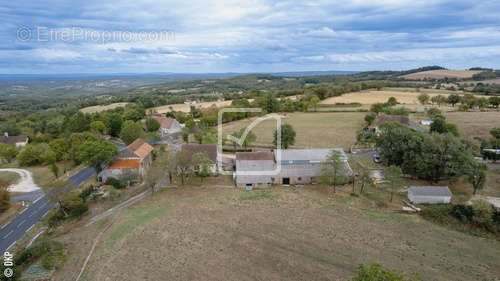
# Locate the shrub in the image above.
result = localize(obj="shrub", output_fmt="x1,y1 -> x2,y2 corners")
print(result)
471,200 -> 494,230
421,205 -> 453,225
15,239 -> 63,267
79,185 -> 94,202
105,177 -> 128,189
450,204 -> 474,222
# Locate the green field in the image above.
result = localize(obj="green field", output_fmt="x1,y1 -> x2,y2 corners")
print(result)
222,112 -> 365,150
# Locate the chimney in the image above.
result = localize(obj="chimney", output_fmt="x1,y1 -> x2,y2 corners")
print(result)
3,132 -> 7,137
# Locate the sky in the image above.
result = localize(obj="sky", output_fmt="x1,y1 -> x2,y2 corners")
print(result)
1,0 -> 499,74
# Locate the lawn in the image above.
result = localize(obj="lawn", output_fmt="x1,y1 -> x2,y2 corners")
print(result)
444,111 -> 500,140
0,171 -> 20,184
52,186 -> 500,281
221,112 -> 365,150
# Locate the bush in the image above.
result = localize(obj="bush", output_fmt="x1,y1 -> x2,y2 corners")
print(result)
15,239 -> 63,267
471,200 -> 494,230
450,204 -> 474,222
105,177 -> 128,189
79,185 -> 94,202
421,205 -> 453,225
41,254 -> 55,270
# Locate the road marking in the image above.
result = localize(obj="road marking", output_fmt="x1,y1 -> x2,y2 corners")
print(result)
25,224 -> 35,234
6,241 -> 16,251
33,196 -> 43,204
3,230 -> 13,239
19,206 -> 29,214
17,220 -> 26,228
38,202 -> 47,210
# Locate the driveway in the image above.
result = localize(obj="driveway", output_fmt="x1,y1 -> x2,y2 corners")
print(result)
0,167 -> 95,254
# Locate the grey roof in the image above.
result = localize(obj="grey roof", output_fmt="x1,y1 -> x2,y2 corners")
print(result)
408,186 -> 452,197
276,148 -> 346,165
118,148 -> 139,158
0,135 -> 28,145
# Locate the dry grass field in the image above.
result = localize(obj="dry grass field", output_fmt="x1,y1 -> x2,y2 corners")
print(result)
320,89 -> 455,106
154,100 -> 234,113
52,186 -> 500,281
445,111 -> 500,140
80,102 -> 132,113
400,69 -> 482,80
222,112 -> 365,150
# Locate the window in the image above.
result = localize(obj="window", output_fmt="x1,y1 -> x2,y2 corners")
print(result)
298,177 -> 302,181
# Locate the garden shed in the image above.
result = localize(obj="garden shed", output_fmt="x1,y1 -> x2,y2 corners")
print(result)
408,186 -> 452,204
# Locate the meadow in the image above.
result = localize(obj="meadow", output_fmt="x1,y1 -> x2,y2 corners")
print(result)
221,112 -> 365,150
52,186 -> 500,281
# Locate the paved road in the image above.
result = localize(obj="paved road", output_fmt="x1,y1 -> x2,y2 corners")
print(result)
0,167 -> 95,253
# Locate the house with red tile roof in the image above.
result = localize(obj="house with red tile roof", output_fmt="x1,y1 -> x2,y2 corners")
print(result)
98,138 -> 154,182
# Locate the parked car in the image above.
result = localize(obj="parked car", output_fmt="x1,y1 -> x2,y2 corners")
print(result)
372,154 -> 381,163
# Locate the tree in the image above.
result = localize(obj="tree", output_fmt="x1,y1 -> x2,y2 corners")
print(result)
145,118 -> 160,132
182,128 -> 189,142
0,179 -> 10,213
370,103 -> 385,113
430,116 -> 447,134
76,139 -> 118,173
124,108 -> 145,122
466,163 -> 487,195
447,94 -> 461,107
90,121 -> 106,134
382,165 -> 404,202
417,93 -> 430,105
309,95 -> 320,111
175,149 -> 193,185
351,160 -> 371,195
50,162 -> 59,178
273,124 -> 296,149
66,112 -> 90,133
17,144 -> 44,166
320,149 -> 348,194
386,96 -> 398,106
0,143 -> 17,163
426,107 -> 441,119
490,128 -> 500,139
364,113 -> 376,126
185,116 -> 196,131
192,152 -> 214,183
104,113 -> 123,137
49,138 -> 69,161
120,120 -> 144,145
351,263 -> 420,281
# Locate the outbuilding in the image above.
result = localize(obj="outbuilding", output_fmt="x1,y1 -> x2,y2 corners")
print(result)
408,186 -> 452,204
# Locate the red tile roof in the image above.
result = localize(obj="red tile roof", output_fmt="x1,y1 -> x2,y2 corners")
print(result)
127,139 -> 154,159
109,159 -> 141,170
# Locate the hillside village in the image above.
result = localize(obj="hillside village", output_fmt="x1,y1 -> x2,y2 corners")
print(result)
1,68 -> 499,280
